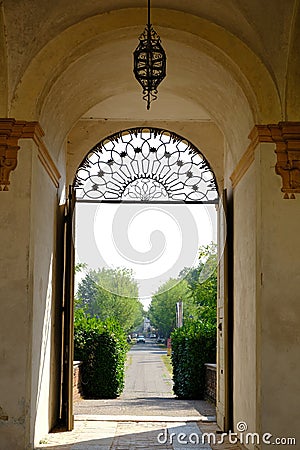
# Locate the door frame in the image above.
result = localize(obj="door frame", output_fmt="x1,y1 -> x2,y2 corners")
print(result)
61,186 -> 75,430
216,189 -> 233,431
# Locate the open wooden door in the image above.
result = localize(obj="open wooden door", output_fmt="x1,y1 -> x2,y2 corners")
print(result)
61,186 -> 75,430
216,189 -> 233,431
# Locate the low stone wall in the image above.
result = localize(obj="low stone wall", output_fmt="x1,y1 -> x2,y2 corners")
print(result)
73,361 -> 83,401
204,363 -> 216,404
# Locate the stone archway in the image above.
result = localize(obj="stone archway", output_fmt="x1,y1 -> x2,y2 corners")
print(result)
3,4 -> 300,449
67,126 -> 228,429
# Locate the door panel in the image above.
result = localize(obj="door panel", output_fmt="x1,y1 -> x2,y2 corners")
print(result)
61,186 -> 75,430
216,189 -> 233,431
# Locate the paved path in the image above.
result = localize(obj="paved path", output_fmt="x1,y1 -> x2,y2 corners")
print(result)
35,341 -> 245,449
121,340 -> 174,399
122,340 -> 174,398
74,340 -> 215,419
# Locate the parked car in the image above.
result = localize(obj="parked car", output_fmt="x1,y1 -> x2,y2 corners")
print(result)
136,335 -> 145,343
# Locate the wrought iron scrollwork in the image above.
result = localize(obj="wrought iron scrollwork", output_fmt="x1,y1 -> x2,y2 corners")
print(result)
74,128 -> 218,203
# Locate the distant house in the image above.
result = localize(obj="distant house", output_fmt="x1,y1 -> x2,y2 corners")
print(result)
143,318 -> 151,333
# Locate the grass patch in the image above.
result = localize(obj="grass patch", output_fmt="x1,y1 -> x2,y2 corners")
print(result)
157,343 -> 167,348
161,354 -> 173,377
126,354 -> 133,368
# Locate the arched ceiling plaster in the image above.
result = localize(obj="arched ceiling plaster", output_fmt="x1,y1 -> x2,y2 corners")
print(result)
37,33 -> 253,165
3,2 -> 299,172
3,0 -> 295,104
10,8 -> 281,122
286,1 -> 300,118
81,93 -> 212,121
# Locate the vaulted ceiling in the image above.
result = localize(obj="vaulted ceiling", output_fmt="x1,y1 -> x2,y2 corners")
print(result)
1,1 -> 299,165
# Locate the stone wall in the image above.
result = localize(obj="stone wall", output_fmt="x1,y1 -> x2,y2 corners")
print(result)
73,362 -> 83,401
205,363 -> 216,404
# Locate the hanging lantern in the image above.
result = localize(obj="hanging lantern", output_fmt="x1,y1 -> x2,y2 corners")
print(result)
133,0 -> 166,110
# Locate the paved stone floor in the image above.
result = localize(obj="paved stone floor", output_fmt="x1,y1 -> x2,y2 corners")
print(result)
36,343 -> 246,449
35,419 -> 246,449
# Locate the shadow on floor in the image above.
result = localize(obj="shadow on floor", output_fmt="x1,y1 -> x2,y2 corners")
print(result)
35,421 -> 246,450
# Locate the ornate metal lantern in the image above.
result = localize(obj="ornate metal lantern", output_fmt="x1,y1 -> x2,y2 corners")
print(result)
133,0 -> 166,110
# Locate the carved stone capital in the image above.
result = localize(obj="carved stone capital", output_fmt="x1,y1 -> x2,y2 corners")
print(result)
268,122 -> 300,199
231,121 -> 300,198
0,118 -> 60,191
0,119 -> 23,190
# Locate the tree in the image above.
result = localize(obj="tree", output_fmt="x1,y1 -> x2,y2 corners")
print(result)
149,243 -> 218,337
76,267 -> 144,332
189,243 -> 218,327
179,264 -> 203,291
170,243 -> 218,399
148,278 -> 198,338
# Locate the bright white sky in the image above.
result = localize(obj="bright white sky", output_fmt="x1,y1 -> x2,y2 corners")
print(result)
74,129 -> 219,310
75,202 -> 217,310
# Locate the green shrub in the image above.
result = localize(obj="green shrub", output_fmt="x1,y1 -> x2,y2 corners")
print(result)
74,309 -> 128,398
171,320 -> 216,399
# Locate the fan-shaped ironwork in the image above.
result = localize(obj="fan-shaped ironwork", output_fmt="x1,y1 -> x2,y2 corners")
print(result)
74,128 -> 218,204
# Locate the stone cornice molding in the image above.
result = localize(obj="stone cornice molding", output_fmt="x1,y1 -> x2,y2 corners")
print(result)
230,125 -> 272,189
0,118 -> 60,190
231,121 -> 300,198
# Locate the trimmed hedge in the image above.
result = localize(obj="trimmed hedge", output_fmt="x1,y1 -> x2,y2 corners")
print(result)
171,321 -> 216,399
74,310 -> 128,398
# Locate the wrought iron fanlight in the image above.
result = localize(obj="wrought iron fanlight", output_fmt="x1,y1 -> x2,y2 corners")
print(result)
133,0 -> 166,110
73,127 -> 219,204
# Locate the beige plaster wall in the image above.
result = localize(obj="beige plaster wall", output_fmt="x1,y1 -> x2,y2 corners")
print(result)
0,141 -> 33,450
233,162 -> 258,447
258,144 -> 300,448
233,143 -> 300,449
286,2 -> 300,119
27,142 -> 60,446
0,4 -> 8,116
0,139 -> 60,449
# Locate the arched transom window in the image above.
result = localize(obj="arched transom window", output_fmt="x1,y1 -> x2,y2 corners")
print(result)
74,128 -> 218,203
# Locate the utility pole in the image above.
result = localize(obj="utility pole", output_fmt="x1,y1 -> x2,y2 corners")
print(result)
176,299 -> 183,328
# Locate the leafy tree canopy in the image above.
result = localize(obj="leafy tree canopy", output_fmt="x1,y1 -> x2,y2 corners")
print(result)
75,266 -> 144,332
148,278 -> 198,338
148,243 -> 217,336
190,243 -> 217,327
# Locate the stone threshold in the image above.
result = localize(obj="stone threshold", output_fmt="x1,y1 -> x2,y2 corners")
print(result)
75,414 -> 216,422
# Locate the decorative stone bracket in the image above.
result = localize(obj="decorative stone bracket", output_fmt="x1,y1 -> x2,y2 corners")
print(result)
231,121 -> 300,199
0,119 -> 23,190
269,122 -> 300,199
0,118 -> 60,190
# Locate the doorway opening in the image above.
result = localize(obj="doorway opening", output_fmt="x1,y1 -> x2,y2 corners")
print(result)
64,127 -> 226,427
